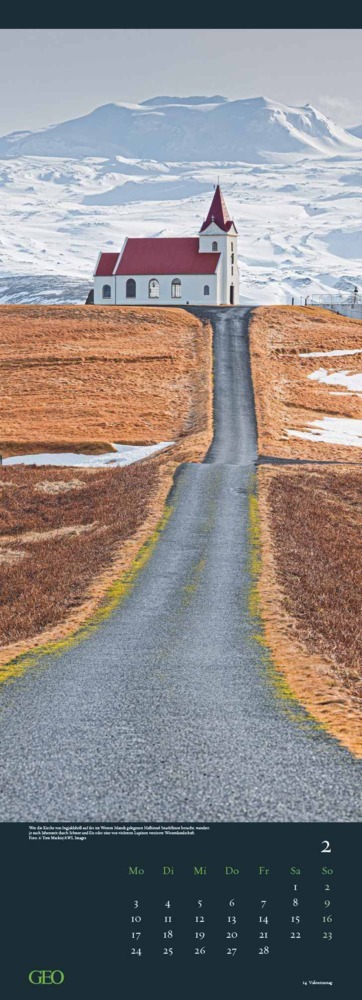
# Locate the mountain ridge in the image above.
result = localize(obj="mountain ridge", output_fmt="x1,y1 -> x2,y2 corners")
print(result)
347,124 -> 362,139
1,95 -> 361,163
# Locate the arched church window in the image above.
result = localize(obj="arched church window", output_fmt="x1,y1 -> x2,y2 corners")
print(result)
204,285 -> 210,296
149,278 -> 159,299
171,278 -> 181,299
126,278 -> 136,298
102,284 -> 111,299
212,241 -> 218,252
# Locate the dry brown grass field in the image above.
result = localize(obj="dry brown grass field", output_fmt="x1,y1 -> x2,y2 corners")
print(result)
0,462 -> 159,646
250,306 -> 362,461
257,465 -> 362,755
259,465 -> 361,684
251,305 -> 362,753
0,305 -> 210,454
0,306 -> 212,666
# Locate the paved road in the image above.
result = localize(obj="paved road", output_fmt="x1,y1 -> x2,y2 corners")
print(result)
1,307 -> 361,822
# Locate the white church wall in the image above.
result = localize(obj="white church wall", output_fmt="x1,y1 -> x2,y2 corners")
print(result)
216,264 -> 223,304
199,224 -> 239,305
198,225 -> 225,255
227,232 -> 239,306
94,275 -> 116,305
114,273 -> 218,306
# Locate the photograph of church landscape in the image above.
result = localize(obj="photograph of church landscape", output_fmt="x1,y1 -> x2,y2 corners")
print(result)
0,28 -> 361,824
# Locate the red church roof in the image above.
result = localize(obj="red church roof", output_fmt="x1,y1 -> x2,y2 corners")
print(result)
94,252 -> 119,277
93,238 -> 219,276
200,184 -> 236,233
116,238 -> 219,275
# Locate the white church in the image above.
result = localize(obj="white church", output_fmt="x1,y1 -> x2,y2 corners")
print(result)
93,185 -> 239,307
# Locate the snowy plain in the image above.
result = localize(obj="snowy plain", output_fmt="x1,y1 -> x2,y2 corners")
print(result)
1,96 -> 362,305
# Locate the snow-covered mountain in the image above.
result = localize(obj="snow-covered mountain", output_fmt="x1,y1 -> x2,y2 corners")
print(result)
1,95 -> 362,305
347,124 -> 362,140
1,96 -> 362,162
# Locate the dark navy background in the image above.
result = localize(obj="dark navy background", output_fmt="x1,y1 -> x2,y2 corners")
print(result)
1,822 -> 359,997
0,8 -> 358,28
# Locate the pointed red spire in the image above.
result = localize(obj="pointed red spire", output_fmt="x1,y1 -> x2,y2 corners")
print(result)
200,184 -> 235,233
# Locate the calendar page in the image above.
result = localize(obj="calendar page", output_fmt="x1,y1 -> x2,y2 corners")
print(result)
0,15 -> 361,1000
1,821 -> 359,995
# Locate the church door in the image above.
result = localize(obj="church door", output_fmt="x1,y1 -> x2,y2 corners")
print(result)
230,285 -> 234,305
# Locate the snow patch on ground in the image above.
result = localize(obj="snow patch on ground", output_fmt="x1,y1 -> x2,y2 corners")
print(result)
300,348 -> 362,358
3,442 -> 173,468
288,417 -> 362,447
308,368 -> 362,392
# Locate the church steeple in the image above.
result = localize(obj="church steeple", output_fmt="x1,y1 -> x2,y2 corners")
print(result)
198,183 -> 239,305
200,184 -> 237,233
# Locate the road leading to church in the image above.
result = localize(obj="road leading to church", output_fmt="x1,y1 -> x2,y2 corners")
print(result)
0,307 -> 361,822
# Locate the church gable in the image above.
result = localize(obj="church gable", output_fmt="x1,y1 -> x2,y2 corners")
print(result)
200,221 -> 226,236
200,220 -> 237,237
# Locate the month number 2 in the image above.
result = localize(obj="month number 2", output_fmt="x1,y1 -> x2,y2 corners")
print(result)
321,841 -> 331,854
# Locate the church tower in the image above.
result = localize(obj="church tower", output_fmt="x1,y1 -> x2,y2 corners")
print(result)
198,185 -> 239,305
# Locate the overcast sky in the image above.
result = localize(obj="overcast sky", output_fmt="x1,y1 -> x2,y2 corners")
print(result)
1,28 -> 362,134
